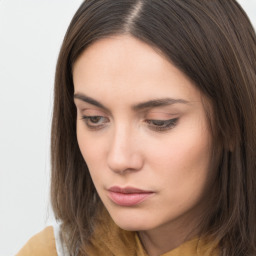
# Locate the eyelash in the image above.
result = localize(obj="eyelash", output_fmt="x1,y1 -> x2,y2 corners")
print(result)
81,115 -> 179,132
81,116 -> 109,130
145,118 -> 179,131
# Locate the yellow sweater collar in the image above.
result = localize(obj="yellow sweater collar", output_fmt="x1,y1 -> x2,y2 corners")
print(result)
85,210 -> 219,256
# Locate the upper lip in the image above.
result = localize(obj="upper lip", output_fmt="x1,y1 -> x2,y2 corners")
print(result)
108,186 -> 153,194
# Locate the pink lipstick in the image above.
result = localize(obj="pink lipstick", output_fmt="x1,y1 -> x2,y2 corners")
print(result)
108,186 -> 154,206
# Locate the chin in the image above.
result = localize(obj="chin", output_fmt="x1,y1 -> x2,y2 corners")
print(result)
114,219 -> 150,232
108,208 -> 156,231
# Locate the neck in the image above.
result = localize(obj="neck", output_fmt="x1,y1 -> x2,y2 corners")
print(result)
138,215 -> 200,256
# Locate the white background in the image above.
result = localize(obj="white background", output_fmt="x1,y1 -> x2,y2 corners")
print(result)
0,1 -> 255,255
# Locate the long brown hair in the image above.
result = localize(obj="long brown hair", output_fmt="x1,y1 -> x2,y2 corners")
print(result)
51,0 -> 256,255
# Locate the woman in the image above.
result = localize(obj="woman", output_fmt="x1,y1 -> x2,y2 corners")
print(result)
17,0 -> 256,255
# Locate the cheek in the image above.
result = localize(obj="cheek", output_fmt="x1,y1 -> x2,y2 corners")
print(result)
77,124 -> 99,166
146,120 -> 211,196
77,129 -> 116,205
77,136 -> 105,200
149,130 -> 210,169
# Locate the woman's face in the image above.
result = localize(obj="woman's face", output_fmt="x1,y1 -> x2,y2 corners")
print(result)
73,35 -> 212,233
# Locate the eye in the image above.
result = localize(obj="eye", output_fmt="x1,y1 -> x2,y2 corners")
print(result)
146,118 -> 179,132
81,115 -> 109,130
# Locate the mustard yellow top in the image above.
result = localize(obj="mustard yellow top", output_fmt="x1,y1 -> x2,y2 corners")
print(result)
16,226 -> 57,256
16,226 -> 218,256
16,210 -> 218,256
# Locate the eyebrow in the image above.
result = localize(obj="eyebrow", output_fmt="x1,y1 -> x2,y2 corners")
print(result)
73,93 -> 190,112
133,98 -> 189,111
74,93 -> 107,110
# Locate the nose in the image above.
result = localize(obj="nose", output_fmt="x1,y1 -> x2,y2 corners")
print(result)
107,125 -> 144,174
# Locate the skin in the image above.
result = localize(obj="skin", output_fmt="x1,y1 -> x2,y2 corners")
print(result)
73,35 -> 213,256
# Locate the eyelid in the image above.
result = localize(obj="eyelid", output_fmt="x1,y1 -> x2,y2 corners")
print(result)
75,102 -> 111,118
79,107 -> 108,115
145,118 -> 179,132
146,111 -> 178,118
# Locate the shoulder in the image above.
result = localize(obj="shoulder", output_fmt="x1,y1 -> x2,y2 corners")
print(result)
16,226 -> 57,256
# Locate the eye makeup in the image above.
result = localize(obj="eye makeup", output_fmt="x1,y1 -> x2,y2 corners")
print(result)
145,118 -> 179,132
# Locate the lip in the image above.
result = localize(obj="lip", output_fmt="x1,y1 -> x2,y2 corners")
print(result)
107,186 -> 154,206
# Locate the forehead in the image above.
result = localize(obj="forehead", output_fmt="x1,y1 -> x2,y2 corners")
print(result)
73,35 -> 202,105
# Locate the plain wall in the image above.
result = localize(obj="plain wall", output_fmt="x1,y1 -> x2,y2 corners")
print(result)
0,1 -> 255,255
0,1 -> 83,255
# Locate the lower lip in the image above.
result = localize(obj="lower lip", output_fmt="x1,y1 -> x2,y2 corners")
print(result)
108,191 -> 154,206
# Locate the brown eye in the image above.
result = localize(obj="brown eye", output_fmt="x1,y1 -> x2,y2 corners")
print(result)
89,116 -> 102,123
81,115 -> 109,130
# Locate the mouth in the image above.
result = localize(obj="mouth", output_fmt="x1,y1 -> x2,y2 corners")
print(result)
107,186 -> 154,206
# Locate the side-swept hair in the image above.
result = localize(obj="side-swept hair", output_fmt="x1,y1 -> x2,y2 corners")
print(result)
51,0 -> 256,255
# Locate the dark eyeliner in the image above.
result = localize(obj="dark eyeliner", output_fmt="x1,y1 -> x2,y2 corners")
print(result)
146,118 -> 179,132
